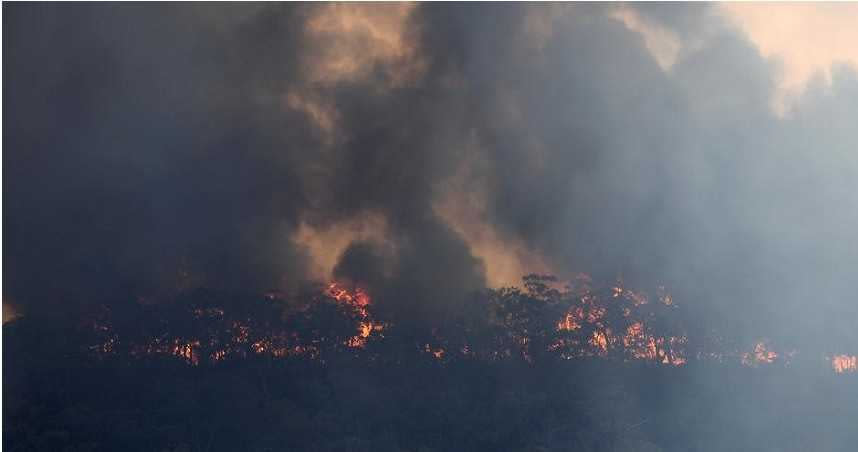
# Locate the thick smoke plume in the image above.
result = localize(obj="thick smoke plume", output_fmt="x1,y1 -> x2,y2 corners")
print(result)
5,4 -> 858,354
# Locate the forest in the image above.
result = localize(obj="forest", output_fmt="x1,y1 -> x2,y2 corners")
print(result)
5,276 -> 857,452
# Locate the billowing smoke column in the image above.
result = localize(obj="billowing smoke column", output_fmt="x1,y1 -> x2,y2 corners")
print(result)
5,4 -> 858,355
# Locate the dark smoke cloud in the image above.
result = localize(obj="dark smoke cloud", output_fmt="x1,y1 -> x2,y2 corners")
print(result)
4,4 -> 316,313
411,4 -> 858,349
4,3 -> 486,321
5,4 -> 858,351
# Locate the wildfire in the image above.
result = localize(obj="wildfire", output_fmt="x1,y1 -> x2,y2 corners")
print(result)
742,341 -> 778,366
80,278 -> 853,373
172,340 -> 200,366
557,311 -> 581,331
590,330 -> 609,356
233,322 -> 250,343
128,338 -> 203,366
552,285 -> 687,365
424,343 -> 445,359
327,282 -> 382,348
619,322 -> 687,365
831,355 -> 857,373
624,322 -> 657,360
327,282 -> 371,317
612,284 -> 648,306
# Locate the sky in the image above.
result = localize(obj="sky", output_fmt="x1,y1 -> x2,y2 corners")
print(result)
4,3 -> 858,351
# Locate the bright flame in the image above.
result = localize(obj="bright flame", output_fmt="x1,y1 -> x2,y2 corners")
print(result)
82,278 -> 853,373
590,330 -> 609,356
327,282 -> 381,348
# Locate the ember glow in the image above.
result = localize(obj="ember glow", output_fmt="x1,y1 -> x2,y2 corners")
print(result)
549,281 -> 688,365
742,341 -> 778,366
327,282 -> 371,318
83,282 -> 388,366
76,277 -> 853,374
327,282 -> 382,348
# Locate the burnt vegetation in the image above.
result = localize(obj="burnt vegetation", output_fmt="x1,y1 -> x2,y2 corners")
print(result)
5,275 -> 857,452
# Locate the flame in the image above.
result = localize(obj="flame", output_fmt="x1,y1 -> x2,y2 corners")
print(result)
831,355 -> 857,373
663,336 -> 688,366
327,282 -> 372,318
613,283 -> 649,306
557,312 -> 581,331
327,282 -> 381,348
82,278 -> 852,373
424,343 -> 445,360
742,341 -> 778,366
590,330 -> 609,356
624,322 -> 657,360
233,322 -> 250,344
172,340 -> 200,366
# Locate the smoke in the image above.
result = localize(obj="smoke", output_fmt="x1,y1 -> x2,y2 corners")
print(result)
5,4 -> 316,314
5,4 -> 858,350
3,3 -> 486,323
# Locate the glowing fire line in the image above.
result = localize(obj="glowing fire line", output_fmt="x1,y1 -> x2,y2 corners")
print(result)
83,280 -> 856,373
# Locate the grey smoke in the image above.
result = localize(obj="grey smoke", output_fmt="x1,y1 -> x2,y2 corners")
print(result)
4,4 -> 858,354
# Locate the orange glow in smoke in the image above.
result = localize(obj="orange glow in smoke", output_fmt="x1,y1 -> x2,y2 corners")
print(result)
624,321 -> 657,360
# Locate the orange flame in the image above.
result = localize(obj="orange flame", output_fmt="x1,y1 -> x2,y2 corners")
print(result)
742,341 -> 778,366
327,282 -> 381,348
831,355 -> 857,373
84,278 -> 854,373
557,311 -> 581,331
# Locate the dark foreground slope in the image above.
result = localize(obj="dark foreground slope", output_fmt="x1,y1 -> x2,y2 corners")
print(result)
4,321 -> 857,452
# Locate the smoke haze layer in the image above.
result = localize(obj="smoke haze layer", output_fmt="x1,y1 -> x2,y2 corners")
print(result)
5,4 -> 858,351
